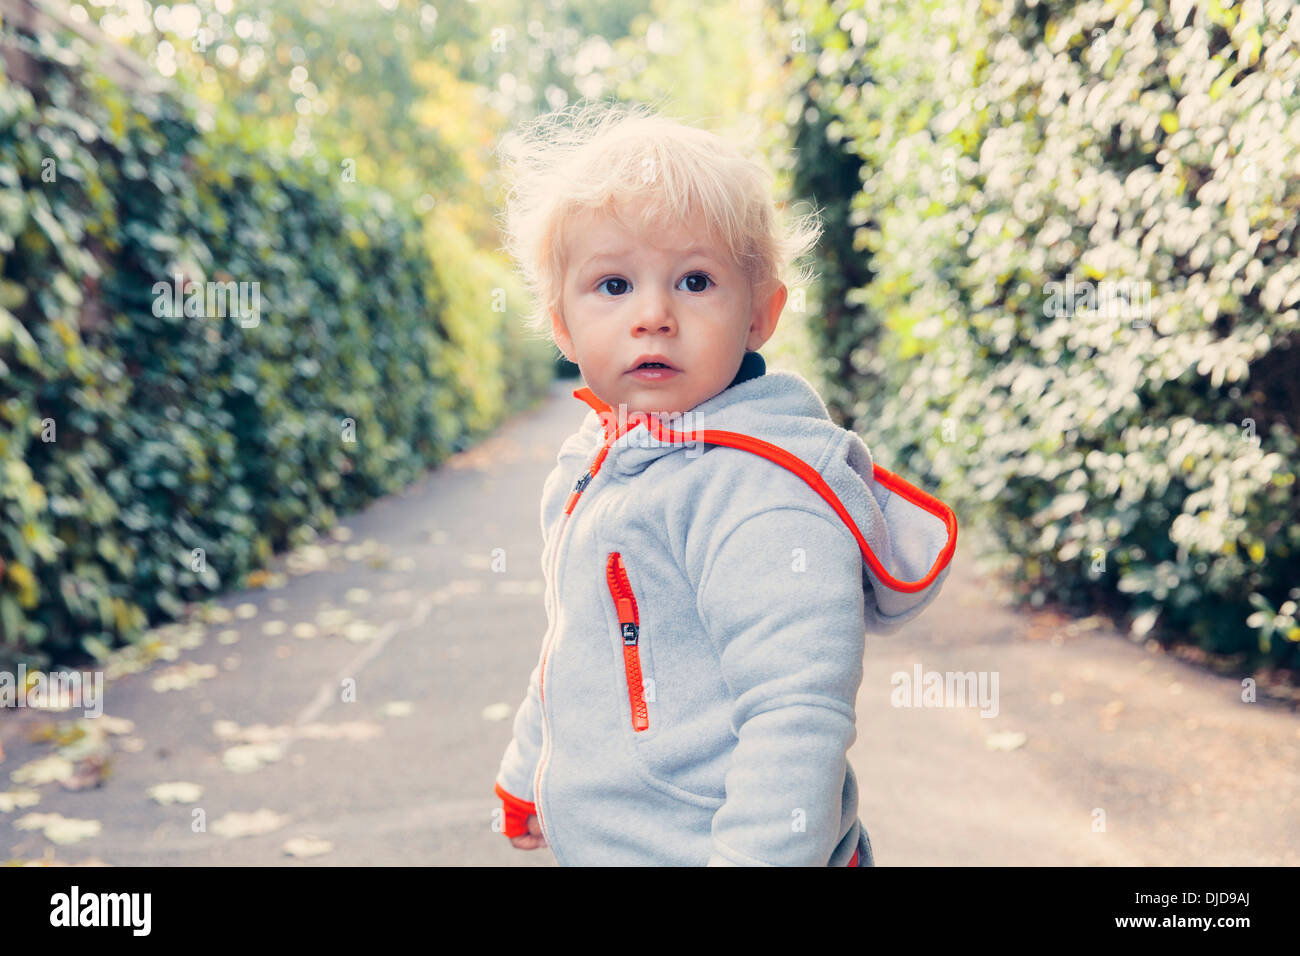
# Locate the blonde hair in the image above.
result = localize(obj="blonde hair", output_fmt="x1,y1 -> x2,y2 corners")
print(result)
494,98 -> 824,345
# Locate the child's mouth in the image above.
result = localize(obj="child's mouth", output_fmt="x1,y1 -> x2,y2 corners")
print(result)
628,363 -> 680,382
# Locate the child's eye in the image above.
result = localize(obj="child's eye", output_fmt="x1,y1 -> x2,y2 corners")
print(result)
596,274 -> 712,296
678,272 -> 713,293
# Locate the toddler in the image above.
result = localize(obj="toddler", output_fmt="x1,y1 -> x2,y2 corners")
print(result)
491,100 -> 956,866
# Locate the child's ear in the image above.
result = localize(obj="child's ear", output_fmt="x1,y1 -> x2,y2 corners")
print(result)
747,281 -> 786,351
550,308 -> 578,363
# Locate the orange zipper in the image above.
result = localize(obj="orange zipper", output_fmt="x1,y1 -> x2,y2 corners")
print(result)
532,403 -> 640,848
605,552 -> 649,732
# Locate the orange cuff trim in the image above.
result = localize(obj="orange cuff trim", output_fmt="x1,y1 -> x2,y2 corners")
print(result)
494,782 -> 536,839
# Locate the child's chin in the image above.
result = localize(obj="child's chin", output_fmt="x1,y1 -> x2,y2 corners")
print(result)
616,377 -> 722,418
616,391 -> 682,418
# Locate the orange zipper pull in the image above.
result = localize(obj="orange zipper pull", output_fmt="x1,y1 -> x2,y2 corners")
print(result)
564,470 -> 593,513
606,552 -> 649,732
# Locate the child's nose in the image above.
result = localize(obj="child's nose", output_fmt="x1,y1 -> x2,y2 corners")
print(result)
634,300 -> 676,334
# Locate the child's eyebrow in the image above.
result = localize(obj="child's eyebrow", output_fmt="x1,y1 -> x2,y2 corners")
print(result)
581,246 -> 721,270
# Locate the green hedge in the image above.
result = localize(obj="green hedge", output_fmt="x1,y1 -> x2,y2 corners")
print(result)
0,18 -> 551,668
782,0 -> 1300,668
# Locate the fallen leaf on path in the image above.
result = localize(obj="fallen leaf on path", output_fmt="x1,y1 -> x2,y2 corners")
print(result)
151,662 -> 217,693
56,719 -> 112,762
1130,608 -> 1160,638
213,721 -> 287,743
283,835 -> 333,858
985,731 -> 1028,751
343,621 -> 377,642
211,809 -> 289,838
162,623 -> 206,649
222,742 -> 285,773
15,812 -> 102,845
10,754 -> 74,786
200,605 -> 234,625
214,719 -> 381,747
244,569 -> 274,588
1064,614 -> 1108,634
481,703 -> 512,721
287,545 -> 331,575
98,716 -> 135,735
0,790 -> 41,812
315,608 -> 353,634
148,781 -> 203,805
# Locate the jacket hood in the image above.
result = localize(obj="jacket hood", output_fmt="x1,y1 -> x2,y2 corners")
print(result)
568,365 -> 958,633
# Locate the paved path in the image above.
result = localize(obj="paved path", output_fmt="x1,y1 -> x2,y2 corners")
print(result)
3,376 -> 1297,865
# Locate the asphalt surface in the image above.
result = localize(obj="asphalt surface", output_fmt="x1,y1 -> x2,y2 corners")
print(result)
3,375 -> 1297,865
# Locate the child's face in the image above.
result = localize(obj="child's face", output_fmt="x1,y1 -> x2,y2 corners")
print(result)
550,204 -> 787,417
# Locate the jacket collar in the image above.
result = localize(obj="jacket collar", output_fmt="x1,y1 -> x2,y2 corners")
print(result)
563,354 -> 959,619
567,354 -> 847,478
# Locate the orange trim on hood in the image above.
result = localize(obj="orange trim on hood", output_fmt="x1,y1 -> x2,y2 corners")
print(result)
574,385 -> 609,413
574,386 -> 614,439
571,386 -> 957,595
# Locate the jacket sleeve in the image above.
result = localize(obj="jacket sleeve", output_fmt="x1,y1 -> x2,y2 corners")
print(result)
492,655 -> 542,838
492,459 -> 571,837
696,506 -> 866,866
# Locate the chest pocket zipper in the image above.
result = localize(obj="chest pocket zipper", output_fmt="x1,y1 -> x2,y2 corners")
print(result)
605,552 -> 650,732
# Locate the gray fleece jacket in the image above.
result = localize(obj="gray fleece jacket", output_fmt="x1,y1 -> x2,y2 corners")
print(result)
493,353 -> 957,866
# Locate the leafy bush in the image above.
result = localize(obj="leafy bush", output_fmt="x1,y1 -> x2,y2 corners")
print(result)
782,0 -> 1300,668
0,17 -> 550,668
